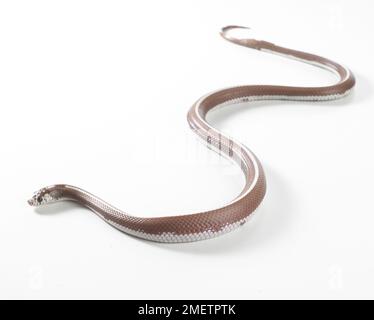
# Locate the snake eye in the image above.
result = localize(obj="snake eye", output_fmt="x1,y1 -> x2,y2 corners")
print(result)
37,196 -> 43,203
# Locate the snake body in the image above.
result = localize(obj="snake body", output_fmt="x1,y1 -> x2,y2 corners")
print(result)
28,26 -> 355,242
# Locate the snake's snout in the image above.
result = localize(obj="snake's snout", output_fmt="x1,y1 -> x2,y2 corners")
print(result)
27,197 -> 36,206
27,191 -> 45,207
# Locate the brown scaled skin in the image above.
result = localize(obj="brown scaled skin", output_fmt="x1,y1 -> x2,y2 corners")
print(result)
28,26 -> 355,242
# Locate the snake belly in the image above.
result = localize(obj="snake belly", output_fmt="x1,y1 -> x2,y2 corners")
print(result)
28,26 -> 355,243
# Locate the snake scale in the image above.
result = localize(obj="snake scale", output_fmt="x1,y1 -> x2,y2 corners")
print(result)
28,26 -> 355,242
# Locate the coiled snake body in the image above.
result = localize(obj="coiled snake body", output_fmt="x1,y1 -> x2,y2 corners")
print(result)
28,26 -> 355,242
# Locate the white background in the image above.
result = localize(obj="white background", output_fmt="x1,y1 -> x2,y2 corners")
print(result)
0,0 -> 373,299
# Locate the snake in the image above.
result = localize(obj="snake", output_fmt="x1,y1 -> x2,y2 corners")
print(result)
28,26 -> 355,243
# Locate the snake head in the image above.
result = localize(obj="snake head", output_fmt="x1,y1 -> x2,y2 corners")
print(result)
27,187 -> 58,206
